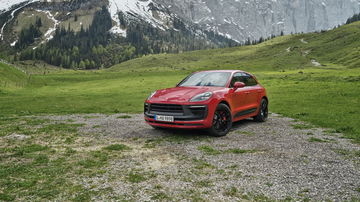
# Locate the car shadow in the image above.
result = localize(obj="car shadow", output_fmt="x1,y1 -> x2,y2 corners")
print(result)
151,118 -> 258,139
156,127 -> 210,139
231,118 -> 257,131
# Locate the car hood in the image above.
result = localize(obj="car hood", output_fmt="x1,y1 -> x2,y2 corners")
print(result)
150,86 -> 222,103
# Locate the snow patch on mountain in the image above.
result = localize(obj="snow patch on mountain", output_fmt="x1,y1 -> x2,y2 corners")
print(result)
36,10 -> 59,43
110,26 -> 127,37
0,0 -> 39,40
0,0 -> 40,13
10,40 -> 18,47
0,0 -> 27,12
108,0 -> 173,34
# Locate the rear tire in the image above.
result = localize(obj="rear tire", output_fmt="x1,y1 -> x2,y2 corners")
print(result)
208,103 -> 232,137
254,98 -> 268,122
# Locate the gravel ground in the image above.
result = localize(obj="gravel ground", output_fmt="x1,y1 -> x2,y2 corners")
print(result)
44,113 -> 360,201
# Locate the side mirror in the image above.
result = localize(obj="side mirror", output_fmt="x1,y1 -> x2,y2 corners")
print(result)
233,82 -> 245,89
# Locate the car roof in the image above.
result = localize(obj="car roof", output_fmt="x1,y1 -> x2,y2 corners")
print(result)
197,70 -> 246,73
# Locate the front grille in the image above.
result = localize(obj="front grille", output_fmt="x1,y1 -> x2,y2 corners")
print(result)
149,104 -> 183,113
189,107 -> 206,117
145,104 -> 208,121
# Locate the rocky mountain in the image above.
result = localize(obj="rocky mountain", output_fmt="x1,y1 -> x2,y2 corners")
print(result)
1,0 -> 359,45
108,0 -> 360,42
156,0 -> 360,42
0,0 -> 235,49
0,0 -> 237,69
0,0 -> 359,69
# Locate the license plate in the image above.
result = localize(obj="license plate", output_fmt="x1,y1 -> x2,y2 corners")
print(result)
155,115 -> 174,122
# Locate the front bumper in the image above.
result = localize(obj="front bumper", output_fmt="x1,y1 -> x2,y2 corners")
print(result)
144,103 -> 212,129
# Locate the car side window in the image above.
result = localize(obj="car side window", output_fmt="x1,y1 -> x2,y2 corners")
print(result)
230,73 -> 243,87
242,73 -> 258,86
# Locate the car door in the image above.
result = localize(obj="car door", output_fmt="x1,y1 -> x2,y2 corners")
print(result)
229,73 -> 249,117
242,73 -> 260,110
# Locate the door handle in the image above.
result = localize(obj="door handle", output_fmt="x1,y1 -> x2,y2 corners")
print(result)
245,92 -> 250,94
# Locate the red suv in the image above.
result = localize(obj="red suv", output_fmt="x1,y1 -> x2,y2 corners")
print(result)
144,70 -> 268,136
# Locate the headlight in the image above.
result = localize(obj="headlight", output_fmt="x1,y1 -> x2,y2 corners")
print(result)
147,91 -> 156,100
190,92 -> 212,102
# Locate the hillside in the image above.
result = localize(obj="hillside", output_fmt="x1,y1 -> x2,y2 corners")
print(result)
0,61 -> 27,89
110,20 -> 360,71
0,22 -> 359,142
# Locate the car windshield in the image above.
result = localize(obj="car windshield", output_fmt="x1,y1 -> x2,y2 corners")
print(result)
178,72 -> 231,87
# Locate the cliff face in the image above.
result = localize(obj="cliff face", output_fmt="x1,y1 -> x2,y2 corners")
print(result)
1,0 -> 359,43
155,0 -> 360,42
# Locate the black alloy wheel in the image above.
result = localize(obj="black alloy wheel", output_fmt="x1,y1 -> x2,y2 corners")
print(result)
208,103 -> 232,137
254,98 -> 268,122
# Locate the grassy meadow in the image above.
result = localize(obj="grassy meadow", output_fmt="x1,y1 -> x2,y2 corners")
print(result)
1,21 -> 360,142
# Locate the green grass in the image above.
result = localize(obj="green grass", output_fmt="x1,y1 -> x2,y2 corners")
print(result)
193,158 -> 215,170
224,186 -> 238,197
117,115 -> 132,119
127,172 -> 147,183
236,131 -> 256,136
226,148 -> 257,154
333,149 -> 360,158
291,124 -> 314,130
197,145 -> 257,155
103,144 -> 130,151
197,145 -> 221,155
0,117 -> 129,201
195,180 -> 213,188
151,192 -> 170,200
308,137 -> 329,143
0,62 -> 28,89
1,22 -> 360,142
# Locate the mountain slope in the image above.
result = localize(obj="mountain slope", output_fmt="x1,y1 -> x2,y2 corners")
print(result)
110,21 -> 360,72
0,0 -> 238,69
0,0 -> 236,46
1,0 -> 359,47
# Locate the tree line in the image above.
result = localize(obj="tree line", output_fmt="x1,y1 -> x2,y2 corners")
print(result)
18,6 -> 137,69
16,7 -> 238,69
15,17 -> 42,49
346,13 -> 360,24
120,11 -> 237,55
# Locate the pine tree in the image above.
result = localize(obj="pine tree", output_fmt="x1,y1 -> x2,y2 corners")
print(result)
258,37 -> 264,43
78,60 -> 85,69
36,17 -> 42,27
346,13 -> 360,24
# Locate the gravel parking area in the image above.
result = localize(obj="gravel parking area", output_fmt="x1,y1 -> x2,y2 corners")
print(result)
44,113 -> 360,201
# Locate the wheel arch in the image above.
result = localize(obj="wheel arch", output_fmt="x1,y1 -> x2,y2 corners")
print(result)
261,96 -> 269,103
218,100 -> 231,110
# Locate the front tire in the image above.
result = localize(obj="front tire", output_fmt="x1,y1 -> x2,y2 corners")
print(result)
208,103 -> 232,137
254,98 -> 268,122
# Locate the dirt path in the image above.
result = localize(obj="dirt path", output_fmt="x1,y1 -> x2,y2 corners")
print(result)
41,113 -> 360,201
